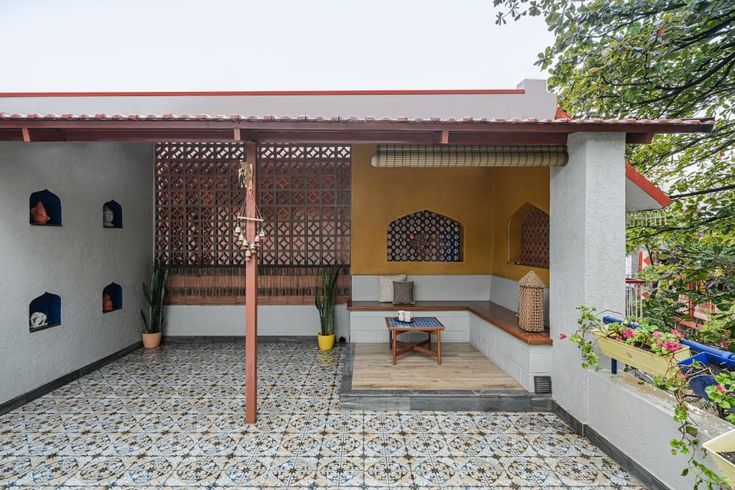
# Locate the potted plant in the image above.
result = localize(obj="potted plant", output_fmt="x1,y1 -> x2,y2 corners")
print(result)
315,265 -> 340,351
569,306 -> 690,377
702,373 -> 735,483
140,260 -> 168,348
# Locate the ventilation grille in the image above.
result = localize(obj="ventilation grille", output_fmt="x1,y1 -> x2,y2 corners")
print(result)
534,376 -> 552,394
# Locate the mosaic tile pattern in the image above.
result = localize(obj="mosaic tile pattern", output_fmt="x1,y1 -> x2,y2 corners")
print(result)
0,342 -> 642,488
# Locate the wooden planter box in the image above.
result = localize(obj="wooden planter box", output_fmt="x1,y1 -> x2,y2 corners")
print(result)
703,429 -> 735,484
594,332 -> 691,377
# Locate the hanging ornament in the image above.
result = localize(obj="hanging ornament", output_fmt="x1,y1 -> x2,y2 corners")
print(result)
238,160 -> 253,190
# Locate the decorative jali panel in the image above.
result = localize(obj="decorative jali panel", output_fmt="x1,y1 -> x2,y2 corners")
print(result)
155,142 -> 246,266
155,142 -> 351,304
519,207 -> 549,268
387,210 -> 462,262
257,144 -> 351,268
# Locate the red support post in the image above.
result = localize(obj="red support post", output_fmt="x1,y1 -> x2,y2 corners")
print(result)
244,141 -> 258,424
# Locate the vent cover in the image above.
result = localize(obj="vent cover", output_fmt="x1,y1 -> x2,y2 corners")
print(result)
534,376 -> 552,394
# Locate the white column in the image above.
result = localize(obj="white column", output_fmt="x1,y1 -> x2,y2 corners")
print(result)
550,132 -> 626,422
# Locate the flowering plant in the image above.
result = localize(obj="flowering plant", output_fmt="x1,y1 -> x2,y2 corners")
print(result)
567,305 -> 731,488
605,319 -> 685,355
566,306 -> 685,370
705,371 -> 735,425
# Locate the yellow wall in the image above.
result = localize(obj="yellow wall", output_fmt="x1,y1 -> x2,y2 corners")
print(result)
490,167 -> 550,284
350,144 -> 550,283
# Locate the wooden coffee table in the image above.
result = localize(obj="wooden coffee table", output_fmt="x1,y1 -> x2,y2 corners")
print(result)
385,316 -> 444,366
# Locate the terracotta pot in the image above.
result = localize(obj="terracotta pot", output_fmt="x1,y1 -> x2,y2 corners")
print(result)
142,332 -> 162,349
102,293 -> 114,312
30,201 -> 50,225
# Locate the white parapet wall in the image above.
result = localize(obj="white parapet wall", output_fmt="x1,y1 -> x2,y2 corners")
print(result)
469,313 -> 551,392
586,369 -> 733,489
350,309 -> 470,343
165,304 -> 350,340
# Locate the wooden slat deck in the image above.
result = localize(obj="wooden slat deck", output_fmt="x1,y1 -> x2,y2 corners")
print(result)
351,342 -> 524,391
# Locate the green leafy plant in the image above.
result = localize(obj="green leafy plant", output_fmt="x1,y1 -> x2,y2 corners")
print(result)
705,372 -> 735,425
698,304 -> 735,353
566,306 -> 731,488
315,265 -> 340,336
140,260 -> 168,334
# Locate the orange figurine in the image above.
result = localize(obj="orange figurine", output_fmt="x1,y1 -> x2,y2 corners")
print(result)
30,201 -> 50,225
103,293 -> 114,312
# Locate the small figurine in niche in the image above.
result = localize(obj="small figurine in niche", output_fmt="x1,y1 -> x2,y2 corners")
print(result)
103,205 -> 115,228
30,312 -> 48,327
30,201 -> 50,225
102,293 -> 114,312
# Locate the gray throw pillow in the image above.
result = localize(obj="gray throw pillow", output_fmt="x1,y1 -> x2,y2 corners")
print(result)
393,281 -> 415,305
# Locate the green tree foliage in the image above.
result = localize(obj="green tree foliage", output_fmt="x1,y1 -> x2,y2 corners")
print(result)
493,0 -> 735,347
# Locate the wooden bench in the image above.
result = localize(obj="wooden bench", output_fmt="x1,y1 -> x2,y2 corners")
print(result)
348,300 -> 552,346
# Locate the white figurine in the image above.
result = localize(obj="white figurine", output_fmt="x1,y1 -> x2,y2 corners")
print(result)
103,205 -> 115,228
30,312 -> 47,327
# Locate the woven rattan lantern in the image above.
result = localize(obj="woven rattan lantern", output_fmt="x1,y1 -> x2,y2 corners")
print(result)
518,271 -> 546,332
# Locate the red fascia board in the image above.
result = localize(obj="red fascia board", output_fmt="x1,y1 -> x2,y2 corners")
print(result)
0,88 -> 525,98
626,163 -> 672,208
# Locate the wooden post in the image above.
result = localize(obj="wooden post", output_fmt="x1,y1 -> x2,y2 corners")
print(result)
245,141 -> 258,424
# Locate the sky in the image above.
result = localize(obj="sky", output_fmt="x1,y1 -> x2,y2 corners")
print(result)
0,0 -> 552,92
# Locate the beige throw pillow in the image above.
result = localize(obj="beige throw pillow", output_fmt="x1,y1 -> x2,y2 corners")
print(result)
378,274 -> 407,302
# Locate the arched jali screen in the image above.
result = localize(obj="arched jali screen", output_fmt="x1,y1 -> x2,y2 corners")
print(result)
387,210 -> 462,262
508,203 -> 549,268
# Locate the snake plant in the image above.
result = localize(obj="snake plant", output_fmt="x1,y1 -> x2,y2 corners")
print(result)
141,260 -> 168,334
315,265 -> 341,336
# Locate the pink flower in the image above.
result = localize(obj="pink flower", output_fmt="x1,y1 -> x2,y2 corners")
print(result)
672,330 -> 684,340
716,384 -> 727,394
652,331 -> 662,338
559,333 -> 568,340
623,328 -> 636,339
663,341 -> 681,352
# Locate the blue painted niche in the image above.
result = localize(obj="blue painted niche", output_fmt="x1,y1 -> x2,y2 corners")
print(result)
103,200 -> 123,229
29,189 -> 62,226
102,282 -> 123,313
29,292 -> 61,332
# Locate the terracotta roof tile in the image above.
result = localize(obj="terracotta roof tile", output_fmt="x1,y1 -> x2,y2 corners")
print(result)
0,111 -> 715,128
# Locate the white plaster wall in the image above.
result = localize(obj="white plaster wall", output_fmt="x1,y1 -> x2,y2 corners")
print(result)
489,274 -> 549,322
351,275 -> 492,301
165,304 -> 350,340
550,132 -> 626,422
349,310 -> 470,343
0,80 -> 557,121
0,142 -> 153,404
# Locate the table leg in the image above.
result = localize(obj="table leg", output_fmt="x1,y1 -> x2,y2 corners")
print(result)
437,330 -> 442,366
392,330 -> 396,366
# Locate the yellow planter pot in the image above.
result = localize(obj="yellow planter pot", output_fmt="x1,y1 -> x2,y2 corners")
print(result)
703,430 -> 735,486
593,332 -> 691,377
317,333 -> 335,351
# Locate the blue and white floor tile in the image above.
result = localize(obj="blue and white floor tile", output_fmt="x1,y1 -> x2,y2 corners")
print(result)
0,342 -> 642,488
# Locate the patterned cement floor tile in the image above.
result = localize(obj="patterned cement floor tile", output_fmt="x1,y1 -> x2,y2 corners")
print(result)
0,342 -> 641,488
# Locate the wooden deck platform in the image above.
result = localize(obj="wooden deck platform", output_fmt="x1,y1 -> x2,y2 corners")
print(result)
351,342 -> 524,391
